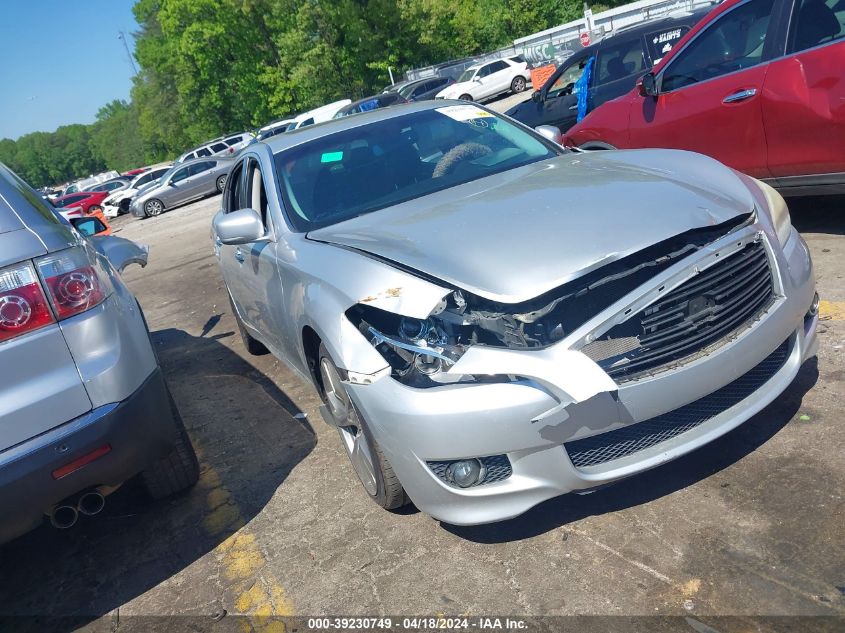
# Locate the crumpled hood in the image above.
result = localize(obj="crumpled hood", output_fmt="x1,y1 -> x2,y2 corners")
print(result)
309,149 -> 756,303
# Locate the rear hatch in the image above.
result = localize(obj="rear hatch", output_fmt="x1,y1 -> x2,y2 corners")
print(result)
0,190 -> 92,453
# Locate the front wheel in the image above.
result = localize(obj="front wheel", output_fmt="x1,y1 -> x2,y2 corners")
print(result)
459,93 -> 473,101
216,175 -> 227,193
144,198 -> 164,217
511,76 -> 527,93
318,343 -> 407,510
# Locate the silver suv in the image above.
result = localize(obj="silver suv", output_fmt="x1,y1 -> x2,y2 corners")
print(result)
0,163 -> 199,543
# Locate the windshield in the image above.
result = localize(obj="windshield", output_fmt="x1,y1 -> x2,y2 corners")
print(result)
457,69 -> 475,83
274,106 -> 560,232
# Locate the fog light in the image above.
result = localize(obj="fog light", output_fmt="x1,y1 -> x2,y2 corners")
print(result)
446,459 -> 485,488
807,292 -> 820,317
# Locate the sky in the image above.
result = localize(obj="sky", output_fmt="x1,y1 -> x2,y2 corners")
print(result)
0,0 -> 140,140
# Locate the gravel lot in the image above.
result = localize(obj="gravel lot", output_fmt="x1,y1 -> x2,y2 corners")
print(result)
1,143 -> 843,629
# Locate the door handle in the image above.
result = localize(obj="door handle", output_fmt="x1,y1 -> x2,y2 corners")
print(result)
568,104 -> 578,110
722,88 -> 757,104
234,248 -> 245,263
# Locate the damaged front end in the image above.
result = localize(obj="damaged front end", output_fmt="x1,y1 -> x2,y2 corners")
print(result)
346,212 -> 755,388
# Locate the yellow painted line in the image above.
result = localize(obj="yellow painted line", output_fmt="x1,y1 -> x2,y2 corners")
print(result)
819,300 -> 845,321
193,448 -> 294,628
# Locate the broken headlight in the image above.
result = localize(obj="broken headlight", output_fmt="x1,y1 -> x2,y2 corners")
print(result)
347,303 -> 472,387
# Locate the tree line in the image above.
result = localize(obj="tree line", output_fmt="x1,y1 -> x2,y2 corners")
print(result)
1,0 -> 605,188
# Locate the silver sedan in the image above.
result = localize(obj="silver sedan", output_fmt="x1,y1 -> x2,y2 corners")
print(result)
211,101 -> 817,526
131,157 -> 233,218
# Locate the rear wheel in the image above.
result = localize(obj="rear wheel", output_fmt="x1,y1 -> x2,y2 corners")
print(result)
216,175 -> 227,193
459,93 -> 473,101
318,343 -> 407,510
140,388 -> 200,499
144,198 -> 164,217
511,76 -> 527,93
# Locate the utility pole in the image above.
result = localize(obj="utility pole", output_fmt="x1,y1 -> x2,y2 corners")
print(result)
118,31 -> 138,75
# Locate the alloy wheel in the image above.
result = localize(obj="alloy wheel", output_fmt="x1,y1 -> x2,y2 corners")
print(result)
145,199 -> 163,216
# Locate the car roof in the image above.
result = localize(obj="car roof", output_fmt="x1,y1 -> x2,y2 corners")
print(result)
262,100 -> 473,154
599,6 -> 712,41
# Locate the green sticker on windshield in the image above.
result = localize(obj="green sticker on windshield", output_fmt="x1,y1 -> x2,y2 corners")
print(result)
321,151 -> 343,163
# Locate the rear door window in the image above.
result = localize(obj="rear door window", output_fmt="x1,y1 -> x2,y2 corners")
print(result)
788,0 -> 845,53
646,26 -> 691,64
211,142 -> 228,153
595,37 -> 647,86
188,161 -> 215,176
196,147 -> 212,157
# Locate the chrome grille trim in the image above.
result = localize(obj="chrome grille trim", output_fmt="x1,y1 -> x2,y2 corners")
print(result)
583,239 -> 775,382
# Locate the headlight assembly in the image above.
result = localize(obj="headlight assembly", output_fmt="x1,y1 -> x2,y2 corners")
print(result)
752,178 -> 792,246
351,305 -> 470,387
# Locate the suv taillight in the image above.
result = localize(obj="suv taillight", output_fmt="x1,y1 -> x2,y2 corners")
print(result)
36,247 -> 106,319
0,263 -> 55,343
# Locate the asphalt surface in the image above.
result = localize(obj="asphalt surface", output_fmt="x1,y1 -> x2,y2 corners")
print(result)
0,147 -> 843,630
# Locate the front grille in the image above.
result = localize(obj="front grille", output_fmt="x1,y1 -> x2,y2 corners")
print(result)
583,239 -> 775,382
427,455 -> 512,487
565,338 -> 790,469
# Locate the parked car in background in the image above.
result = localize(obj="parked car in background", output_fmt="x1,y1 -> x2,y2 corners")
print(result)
255,118 -> 297,141
288,100 -> 352,130
85,178 -> 131,194
52,191 -> 109,215
176,134 -> 251,164
131,157 -> 233,217
506,8 -> 711,133
102,166 -> 172,218
123,167 -> 149,177
61,171 -> 121,197
399,76 -> 455,101
383,79 -> 417,93
333,93 -> 408,118
0,163 -> 199,543
211,101 -> 816,525
435,57 -> 531,102
565,0 -> 845,195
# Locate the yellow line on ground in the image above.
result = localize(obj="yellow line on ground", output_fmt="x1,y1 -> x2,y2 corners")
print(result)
819,300 -> 845,321
194,449 -> 294,630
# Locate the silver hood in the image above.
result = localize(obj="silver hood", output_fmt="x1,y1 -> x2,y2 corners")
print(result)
309,149 -> 756,303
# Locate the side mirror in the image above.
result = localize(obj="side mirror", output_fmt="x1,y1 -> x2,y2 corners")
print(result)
168,181 -> 177,186
535,125 -> 563,145
637,72 -> 658,97
531,91 -> 543,103
213,208 -> 266,245
70,216 -> 109,237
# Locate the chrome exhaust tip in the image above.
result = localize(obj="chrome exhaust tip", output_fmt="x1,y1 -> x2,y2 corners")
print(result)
50,505 -> 78,529
77,491 -> 105,517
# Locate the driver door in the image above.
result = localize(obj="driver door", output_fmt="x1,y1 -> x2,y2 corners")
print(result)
627,0 -> 777,177
535,54 -> 591,132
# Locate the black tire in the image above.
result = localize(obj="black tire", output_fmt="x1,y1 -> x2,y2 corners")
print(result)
216,175 -> 227,193
459,93 -> 473,101
318,343 -> 408,510
227,292 -> 269,355
140,389 -> 200,499
511,75 -> 527,93
144,198 -> 164,217
119,199 -> 131,214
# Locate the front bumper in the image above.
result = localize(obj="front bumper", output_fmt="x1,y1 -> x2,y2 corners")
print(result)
345,229 -> 817,525
0,368 -> 178,543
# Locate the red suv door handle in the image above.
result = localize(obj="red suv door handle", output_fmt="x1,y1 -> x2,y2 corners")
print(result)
723,88 -> 757,104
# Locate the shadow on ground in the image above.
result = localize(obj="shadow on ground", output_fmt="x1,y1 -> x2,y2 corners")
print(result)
0,327 -> 315,623
445,358 -> 818,543
789,195 -> 845,235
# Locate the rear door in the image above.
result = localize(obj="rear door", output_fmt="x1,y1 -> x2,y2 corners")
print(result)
628,0 -> 778,177
592,35 -> 649,110
184,161 -> 217,198
487,60 -> 513,94
762,0 -> 845,178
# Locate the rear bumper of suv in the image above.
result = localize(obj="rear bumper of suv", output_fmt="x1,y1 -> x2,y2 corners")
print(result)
0,368 -> 178,543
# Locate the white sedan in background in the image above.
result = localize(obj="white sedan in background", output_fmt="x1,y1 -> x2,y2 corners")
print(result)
102,166 -> 172,218
436,57 -> 530,103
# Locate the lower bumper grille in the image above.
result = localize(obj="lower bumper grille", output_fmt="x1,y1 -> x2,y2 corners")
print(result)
427,455 -> 512,487
565,338 -> 790,469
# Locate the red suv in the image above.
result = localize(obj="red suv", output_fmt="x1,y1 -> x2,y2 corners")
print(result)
564,0 -> 845,196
